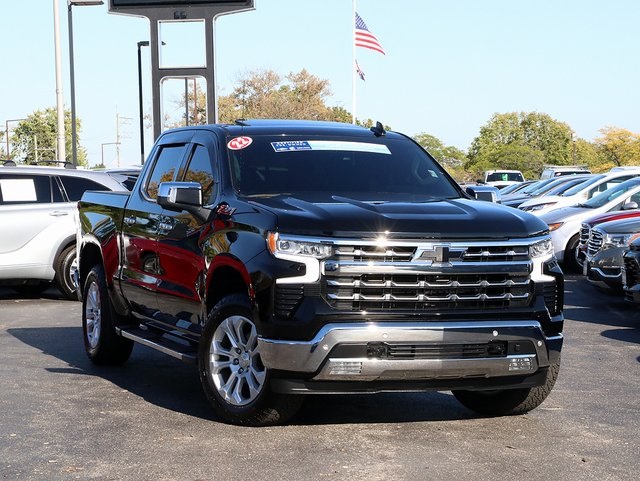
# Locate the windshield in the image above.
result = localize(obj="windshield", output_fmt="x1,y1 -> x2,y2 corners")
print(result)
546,176 -> 591,195
486,172 -> 524,182
227,135 -> 461,200
560,174 -> 605,196
582,179 -> 640,208
529,177 -> 576,196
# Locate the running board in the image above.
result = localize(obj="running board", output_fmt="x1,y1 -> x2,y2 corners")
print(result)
116,326 -> 197,364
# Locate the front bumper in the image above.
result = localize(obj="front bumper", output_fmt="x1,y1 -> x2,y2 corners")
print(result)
585,247 -> 624,289
258,321 -> 562,391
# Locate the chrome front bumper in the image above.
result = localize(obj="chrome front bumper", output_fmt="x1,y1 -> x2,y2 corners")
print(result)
258,321 -> 561,382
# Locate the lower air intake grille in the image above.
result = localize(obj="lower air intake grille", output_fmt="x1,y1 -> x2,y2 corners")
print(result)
274,285 -> 304,318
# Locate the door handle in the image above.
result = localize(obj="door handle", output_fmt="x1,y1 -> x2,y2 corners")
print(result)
49,211 -> 69,217
124,215 -> 136,226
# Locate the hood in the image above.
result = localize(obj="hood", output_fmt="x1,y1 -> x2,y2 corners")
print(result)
247,193 -> 547,239
597,217 -> 640,234
539,205 -> 591,224
520,195 -> 562,208
585,209 -> 640,227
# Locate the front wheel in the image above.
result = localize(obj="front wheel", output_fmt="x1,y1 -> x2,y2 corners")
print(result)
452,357 -> 561,416
563,234 -> 581,273
198,294 -> 303,426
82,264 -> 133,365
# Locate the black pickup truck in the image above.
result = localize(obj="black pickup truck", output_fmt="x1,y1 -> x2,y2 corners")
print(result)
77,119 -> 564,426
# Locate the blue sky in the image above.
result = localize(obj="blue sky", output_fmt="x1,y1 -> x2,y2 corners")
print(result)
1,0 -> 639,167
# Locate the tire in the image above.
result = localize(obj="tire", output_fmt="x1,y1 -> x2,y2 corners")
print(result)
563,234 -> 581,273
452,357 -> 561,416
198,293 -> 304,426
54,244 -> 78,300
82,264 -> 133,365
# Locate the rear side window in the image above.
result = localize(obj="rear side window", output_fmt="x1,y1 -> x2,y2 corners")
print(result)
0,174 -> 53,204
59,176 -> 112,201
145,145 -> 188,199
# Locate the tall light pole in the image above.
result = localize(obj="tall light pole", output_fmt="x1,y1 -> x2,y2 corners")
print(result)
68,0 -> 104,167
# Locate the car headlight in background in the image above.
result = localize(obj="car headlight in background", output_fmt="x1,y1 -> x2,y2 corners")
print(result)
267,232 -> 333,259
547,222 -> 564,232
604,232 -> 640,247
530,238 -> 554,258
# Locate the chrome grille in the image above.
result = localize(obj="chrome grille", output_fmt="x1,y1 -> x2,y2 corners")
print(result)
334,245 -> 415,262
324,239 -> 535,312
579,222 -> 590,246
587,229 -> 604,256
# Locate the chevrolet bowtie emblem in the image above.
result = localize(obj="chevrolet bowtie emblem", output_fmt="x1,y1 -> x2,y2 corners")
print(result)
418,246 -> 450,263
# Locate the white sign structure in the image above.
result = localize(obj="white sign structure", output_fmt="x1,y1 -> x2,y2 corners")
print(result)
108,1 -> 255,139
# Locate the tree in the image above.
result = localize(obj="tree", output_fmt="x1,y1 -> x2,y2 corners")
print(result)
594,127 -> 640,169
413,133 -> 468,182
466,112 -> 573,179
217,68 -> 338,122
11,108 -> 87,166
413,133 -> 466,167
573,138 -> 608,172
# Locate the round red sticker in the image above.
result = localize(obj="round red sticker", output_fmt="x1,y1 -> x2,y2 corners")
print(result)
227,136 -> 253,150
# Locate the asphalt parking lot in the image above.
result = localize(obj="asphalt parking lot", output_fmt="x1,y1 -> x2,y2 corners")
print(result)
1,275 -> 638,481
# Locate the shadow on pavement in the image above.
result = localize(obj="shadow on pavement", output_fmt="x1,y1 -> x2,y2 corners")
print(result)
8,326 -> 477,425
0,286 -> 67,301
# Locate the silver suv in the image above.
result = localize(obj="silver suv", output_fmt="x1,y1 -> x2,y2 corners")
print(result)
0,164 -> 127,299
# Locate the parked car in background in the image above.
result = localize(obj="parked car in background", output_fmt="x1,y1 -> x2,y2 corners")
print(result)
502,175 -> 590,209
575,210 -> 640,268
520,170 -> 640,216
540,165 -> 591,179
539,177 -> 640,271
482,169 -> 525,189
622,238 -> 640,303
102,166 -> 142,191
499,180 -> 538,195
0,165 -> 128,298
583,217 -> 640,290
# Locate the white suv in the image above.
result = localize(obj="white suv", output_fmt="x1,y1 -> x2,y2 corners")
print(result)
0,165 -> 127,299
519,170 -> 640,216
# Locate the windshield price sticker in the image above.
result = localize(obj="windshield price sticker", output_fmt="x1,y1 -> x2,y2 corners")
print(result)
271,140 -> 391,155
227,136 -> 253,150
271,141 -> 312,152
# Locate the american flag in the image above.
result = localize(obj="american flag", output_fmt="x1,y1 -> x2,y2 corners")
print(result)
355,12 -> 385,55
355,60 -> 366,81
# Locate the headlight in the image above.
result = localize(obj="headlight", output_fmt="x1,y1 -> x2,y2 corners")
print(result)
604,232 -> 640,247
530,238 -> 554,258
267,232 -> 333,259
547,222 -> 564,232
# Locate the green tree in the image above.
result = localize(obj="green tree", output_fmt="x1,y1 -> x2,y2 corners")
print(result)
11,108 -> 87,166
413,132 -> 468,182
217,68 -> 337,122
594,127 -> 640,169
413,133 -> 466,167
573,138 -> 608,172
466,112 -> 573,179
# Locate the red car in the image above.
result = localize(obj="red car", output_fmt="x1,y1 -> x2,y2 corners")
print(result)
576,210 -> 640,268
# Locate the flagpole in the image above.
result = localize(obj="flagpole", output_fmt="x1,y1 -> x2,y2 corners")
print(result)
352,0 -> 356,124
